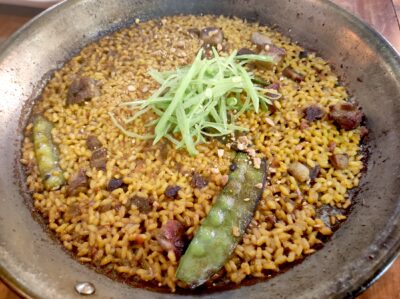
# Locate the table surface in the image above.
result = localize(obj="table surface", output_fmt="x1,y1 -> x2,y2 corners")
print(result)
0,0 -> 399,298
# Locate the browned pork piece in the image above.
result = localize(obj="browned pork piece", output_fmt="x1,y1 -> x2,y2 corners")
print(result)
191,172 -> 208,189
164,185 -> 181,198
282,67 -> 305,82
309,165 -> 321,182
237,48 -> 255,56
86,135 -> 102,150
129,196 -> 153,214
90,147 -> 107,170
107,178 -> 126,192
303,105 -> 325,122
199,27 -> 224,46
156,220 -> 187,258
67,77 -> 100,105
67,169 -> 88,196
259,44 -> 286,64
328,102 -> 363,130
299,50 -> 309,59
330,153 -> 349,170
251,32 -> 286,64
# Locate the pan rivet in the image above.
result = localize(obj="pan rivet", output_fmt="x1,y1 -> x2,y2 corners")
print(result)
75,282 -> 95,295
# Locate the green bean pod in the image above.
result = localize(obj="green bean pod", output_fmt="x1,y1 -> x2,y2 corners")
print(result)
176,152 -> 267,287
32,116 -> 65,190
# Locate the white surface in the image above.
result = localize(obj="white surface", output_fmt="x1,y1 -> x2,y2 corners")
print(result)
0,0 -> 61,8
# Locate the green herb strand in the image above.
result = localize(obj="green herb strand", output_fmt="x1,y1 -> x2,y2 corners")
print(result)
111,48 -> 281,155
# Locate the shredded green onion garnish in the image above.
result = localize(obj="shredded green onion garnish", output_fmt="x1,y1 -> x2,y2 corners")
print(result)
110,48 -> 281,155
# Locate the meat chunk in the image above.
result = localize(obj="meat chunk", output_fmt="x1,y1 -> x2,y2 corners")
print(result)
164,185 -> 181,198
107,178 -> 127,192
303,105 -> 325,122
67,169 -> 88,196
327,141 -> 336,152
288,162 -> 310,182
86,135 -> 102,150
328,102 -> 363,130
156,220 -> 186,258
187,28 -> 200,37
237,48 -> 255,56
259,44 -> 286,64
129,196 -> 152,214
90,147 -> 107,170
67,77 -> 100,105
309,165 -> 321,183
191,172 -> 208,189
251,32 -> 272,47
199,27 -> 224,46
265,82 -> 281,101
330,153 -> 349,170
250,32 -> 285,64
282,67 -> 305,82
299,50 -> 309,59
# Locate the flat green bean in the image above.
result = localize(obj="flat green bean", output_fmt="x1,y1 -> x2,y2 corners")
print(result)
176,152 -> 267,287
33,116 -> 65,190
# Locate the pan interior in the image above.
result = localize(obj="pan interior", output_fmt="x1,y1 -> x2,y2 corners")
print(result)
0,1 -> 399,299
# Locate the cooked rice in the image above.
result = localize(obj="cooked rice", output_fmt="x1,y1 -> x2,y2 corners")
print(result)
21,15 -> 364,292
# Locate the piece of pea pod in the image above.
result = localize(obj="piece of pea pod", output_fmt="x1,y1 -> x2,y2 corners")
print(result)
176,152 -> 267,287
32,116 -> 65,190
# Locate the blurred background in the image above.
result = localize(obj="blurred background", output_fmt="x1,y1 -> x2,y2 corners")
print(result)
0,0 -> 399,299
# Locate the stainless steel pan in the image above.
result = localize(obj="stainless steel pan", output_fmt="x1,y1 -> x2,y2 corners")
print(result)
0,0 -> 399,298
